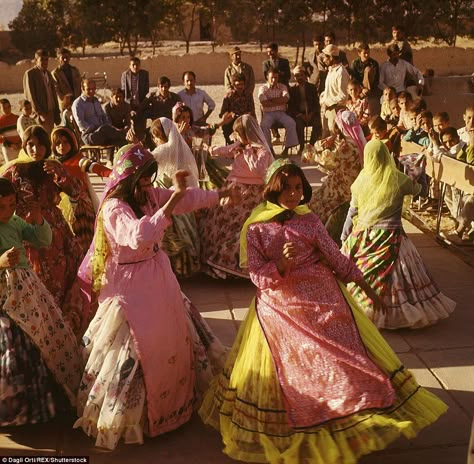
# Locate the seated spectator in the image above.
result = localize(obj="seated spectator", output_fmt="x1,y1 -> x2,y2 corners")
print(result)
381,86 -> 396,121
458,105 -> 474,144
429,111 -> 451,148
178,71 -> 215,126
72,79 -> 126,147
258,68 -> 298,157
350,42 -> 381,115
387,98 -> 400,129
141,76 -> 181,120
379,44 -> 424,95
224,46 -> 255,95
346,80 -> 370,133
16,99 -> 37,141
404,110 -> 432,147
288,65 -> 320,154
104,88 -> 131,131
60,93 -> 81,142
0,99 -> 21,163
368,115 -> 401,156
219,73 -> 256,145
397,91 -> 415,132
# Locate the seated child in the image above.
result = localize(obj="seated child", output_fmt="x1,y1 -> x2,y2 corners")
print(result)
369,116 -> 401,158
380,86 -> 396,120
386,98 -> 400,129
346,80 -> 370,133
397,91 -> 415,133
60,94 -> 81,143
404,110 -> 432,147
458,105 -> 473,144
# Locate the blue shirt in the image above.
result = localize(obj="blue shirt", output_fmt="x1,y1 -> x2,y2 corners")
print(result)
72,95 -> 110,133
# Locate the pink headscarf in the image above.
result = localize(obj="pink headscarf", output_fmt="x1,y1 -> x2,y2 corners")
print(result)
78,144 -> 156,328
335,110 -> 366,159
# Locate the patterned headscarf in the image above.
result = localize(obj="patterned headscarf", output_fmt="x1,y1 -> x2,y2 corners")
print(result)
335,110 -> 366,158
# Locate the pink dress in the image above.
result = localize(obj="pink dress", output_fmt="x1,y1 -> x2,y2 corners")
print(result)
75,187 -> 226,449
247,213 -> 395,427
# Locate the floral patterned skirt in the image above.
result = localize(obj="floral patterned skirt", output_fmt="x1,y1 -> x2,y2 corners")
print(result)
199,289 -> 447,464
200,181 -> 263,279
0,268 -> 82,426
74,293 -> 227,450
342,228 -> 456,329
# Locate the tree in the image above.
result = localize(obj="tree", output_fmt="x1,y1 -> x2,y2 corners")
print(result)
164,0 -> 201,54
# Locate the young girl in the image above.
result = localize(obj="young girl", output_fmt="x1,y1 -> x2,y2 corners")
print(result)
75,144 -> 231,449
0,178 -> 81,426
60,94 -> 81,143
380,86 -> 396,121
200,114 -> 273,279
346,80 -> 370,132
200,159 -> 447,464
16,100 -> 37,141
51,127 -> 111,256
341,140 -> 456,328
1,125 -> 84,336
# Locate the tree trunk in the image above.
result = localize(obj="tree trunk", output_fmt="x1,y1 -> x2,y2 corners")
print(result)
301,28 -> 306,64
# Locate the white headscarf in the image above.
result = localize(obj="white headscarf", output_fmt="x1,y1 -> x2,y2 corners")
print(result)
237,114 -> 273,155
151,117 -> 200,187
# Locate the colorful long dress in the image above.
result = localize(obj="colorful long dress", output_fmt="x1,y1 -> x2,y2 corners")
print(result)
74,187 -> 227,450
200,212 -> 447,464
309,137 -> 362,226
0,215 -> 81,426
2,161 -> 84,335
200,143 -> 273,279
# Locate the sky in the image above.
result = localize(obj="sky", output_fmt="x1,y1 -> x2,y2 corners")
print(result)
1,0 -> 22,30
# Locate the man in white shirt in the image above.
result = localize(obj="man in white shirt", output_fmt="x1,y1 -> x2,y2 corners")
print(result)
379,44 -> 424,95
178,71 -> 215,126
319,44 -> 350,137
258,69 -> 298,157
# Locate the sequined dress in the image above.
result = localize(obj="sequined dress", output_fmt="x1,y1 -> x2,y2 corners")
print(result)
199,212 -> 447,464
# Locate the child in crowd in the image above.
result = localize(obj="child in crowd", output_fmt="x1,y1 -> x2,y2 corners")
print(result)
386,98 -> 400,128
104,88 -> 131,131
397,91 -> 415,132
346,80 -> 370,133
458,105 -> 474,144
0,177 -> 81,426
0,99 -> 21,164
404,110 -> 433,147
60,94 -> 81,142
380,86 -> 396,120
200,159 -> 448,464
16,99 -> 37,141
369,115 -> 401,157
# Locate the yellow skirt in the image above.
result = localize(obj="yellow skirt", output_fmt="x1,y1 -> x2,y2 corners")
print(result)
199,284 -> 447,464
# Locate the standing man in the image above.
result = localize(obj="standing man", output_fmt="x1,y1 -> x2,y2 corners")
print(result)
72,79 -> 126,146
224,46 -> 255,95
262,42 -> 291,88
288,66 -> 321,155
258,69 -> 298,157
121,57 -> 150,110
51,48 -> 82,109
319,44 -> 350,137
0,99 -> 21,163
178,71 -> 215,126
23,49 -> 59,134
390,25 -> 413,64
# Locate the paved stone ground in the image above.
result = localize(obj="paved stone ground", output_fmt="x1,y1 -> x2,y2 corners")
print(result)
0,148 -> 472,464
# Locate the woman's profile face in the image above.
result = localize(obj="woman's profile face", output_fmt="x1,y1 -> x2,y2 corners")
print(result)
26,136 -> 47,161
54,134 -> 72,157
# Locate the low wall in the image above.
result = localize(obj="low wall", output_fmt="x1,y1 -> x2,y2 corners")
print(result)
1,46 -> 474,93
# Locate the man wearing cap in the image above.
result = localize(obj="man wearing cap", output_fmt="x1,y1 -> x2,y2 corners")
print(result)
288,66 -> 320,154
224,47 -> 255,95
319,44 -> 350,137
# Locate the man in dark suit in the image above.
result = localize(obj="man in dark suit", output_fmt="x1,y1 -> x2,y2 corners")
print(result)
288,66 -> 321,154
121,57 -> 150,110
262,42 -> 291,88
23,49 -> 60,134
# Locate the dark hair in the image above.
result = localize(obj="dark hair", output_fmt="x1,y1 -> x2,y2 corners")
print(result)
51,127 -> 77,159
264,164 -> 312,206
130,56 -> 140,64
324,31 -> 336,41
108,159 -> 158,218
19,99 -> 31,110
397,91 -> 413,103
150,119 -> 168,144
112,87 -> 124,97
387,44 -> 400,56
0,178 -> 16,198
433,111 -> 449,122
392,24 -> 404,32
159,76 -> 171,86
440,127 -> 459,142
58,48 -> 71,56
22,125 -> 51,158
182,70 -> 196,81
368,116 -> 387,132
0,99 -> 10,106
266,67 -> 279,78
232,73 -> 246,84
173,105 -> 194,125
356,42 -> 369,52
62,93 -> 74,108
267,42 -> 278,51
35,49 -> 49,59
420,111 -> 433,120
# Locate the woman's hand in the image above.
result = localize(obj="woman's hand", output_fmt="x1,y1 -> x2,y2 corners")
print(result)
0,247 -> 20,268
177,121 -> 190,135
24,200 -> 43,225
219,185 -> 242,205
43,159 -> 66,179
277,242 -> 296,275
